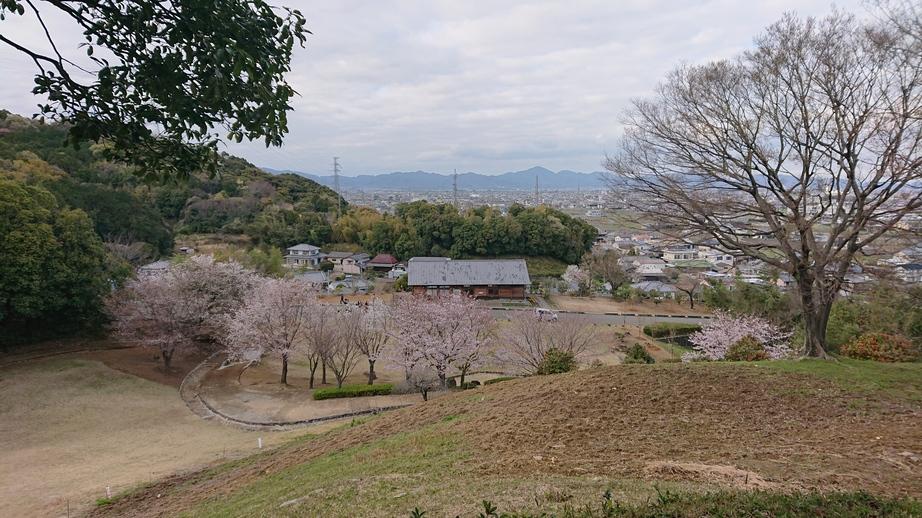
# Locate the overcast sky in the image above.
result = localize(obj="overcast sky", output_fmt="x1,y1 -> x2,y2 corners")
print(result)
1,1 -> 865,176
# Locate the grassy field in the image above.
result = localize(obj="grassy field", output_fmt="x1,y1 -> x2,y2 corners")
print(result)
92,359 -> 922,517
0,354 -> 308,517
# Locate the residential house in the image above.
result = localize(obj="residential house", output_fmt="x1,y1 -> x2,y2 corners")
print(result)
366,253 -> 400,271
284,243 -> 322,267
138,259 -> 170,277
387,264 -> 407,279
630,281 -> 677,298
326,251 -> 370,275
406,257 -> 531,298
698,247 -> 734,266
295,270 -> 328,289
895,263 -> 922,284
662,244 -> 699,262
634,263 -> 669,282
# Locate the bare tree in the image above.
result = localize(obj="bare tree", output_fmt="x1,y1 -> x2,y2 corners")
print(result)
302,301 -> 337,389
501,314 -> 598,375
353,299 -> 392,385
322,306 -> 364,389
605,13 -> 922,357
671,272 -> 703,309
582,250 -> 630,295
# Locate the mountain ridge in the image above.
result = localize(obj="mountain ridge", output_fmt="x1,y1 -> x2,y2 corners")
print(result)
261,165 -> 609,191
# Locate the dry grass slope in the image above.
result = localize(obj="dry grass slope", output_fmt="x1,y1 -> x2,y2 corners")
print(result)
91,360 -> 922,517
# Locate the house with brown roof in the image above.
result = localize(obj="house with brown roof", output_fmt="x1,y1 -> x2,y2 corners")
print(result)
406,257 -> 531,298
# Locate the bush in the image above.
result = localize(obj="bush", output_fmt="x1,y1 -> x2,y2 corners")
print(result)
460,380 -> 481,390
623,343 -> 655,364
536,348 -> 576,375
393,274 -> 409,292
483,376 -> 517,385
840,333 -> 920,363
643,322 -> 702,338
313,383 -> 394,400
724,335 -> 769,361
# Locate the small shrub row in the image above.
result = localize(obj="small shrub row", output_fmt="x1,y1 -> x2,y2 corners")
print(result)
313,383 -> 394,400
840,332 -> 920,363
724,335 -> 769,361
483,376 -> 517,385
642,322 -> 702,338
623,343 -> 655,364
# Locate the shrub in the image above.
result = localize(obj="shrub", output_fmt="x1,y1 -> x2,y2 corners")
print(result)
643,322 -> 702,338
536,348 -> 576,375
483,376 -> 516,385
840,333 -> 920,363
623,343 -> 655,364
313,383 -> 394,400
460,381 -> 480,390
724,335 -> 769,361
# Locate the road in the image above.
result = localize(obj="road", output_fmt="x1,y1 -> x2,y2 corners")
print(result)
488,307 -> 711,326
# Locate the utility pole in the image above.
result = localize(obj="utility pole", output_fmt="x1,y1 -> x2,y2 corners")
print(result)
332,156 -> 342,216
453,168 -> 459,208
535,175 -> 540,206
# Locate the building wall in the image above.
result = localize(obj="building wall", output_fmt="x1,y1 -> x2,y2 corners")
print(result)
410,285 -> 527,299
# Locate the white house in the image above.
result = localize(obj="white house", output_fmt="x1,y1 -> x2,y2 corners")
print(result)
662,244 -> 699,262
285,244 -> 322,267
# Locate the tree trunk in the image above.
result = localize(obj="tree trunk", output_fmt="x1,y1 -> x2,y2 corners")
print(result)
798,278 -> 833,358
802,304 -> 832,359
367,359 -> 376,385
688,294 -> 695,310
280,353 -> 289,385
336,375 -> 344,389
420,388 -> 428,401
309,362 -> 318,389
322,361 -> 327,384
162,347 -> 174,371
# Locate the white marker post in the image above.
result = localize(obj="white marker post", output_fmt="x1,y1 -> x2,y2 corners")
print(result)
106,486 -> 112,498
257,437 -> 263,449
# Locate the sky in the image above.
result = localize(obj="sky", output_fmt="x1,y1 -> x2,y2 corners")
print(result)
0,1 -> 865,176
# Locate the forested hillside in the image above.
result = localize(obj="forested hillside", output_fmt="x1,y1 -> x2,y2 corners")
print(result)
0,110 -> 344,344
0,111 -> 346,255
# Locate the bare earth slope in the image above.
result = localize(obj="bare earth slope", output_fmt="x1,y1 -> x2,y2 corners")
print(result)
92,362 -> 922,517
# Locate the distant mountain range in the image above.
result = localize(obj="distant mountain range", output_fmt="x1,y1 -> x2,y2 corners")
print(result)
261,166 -> 609,191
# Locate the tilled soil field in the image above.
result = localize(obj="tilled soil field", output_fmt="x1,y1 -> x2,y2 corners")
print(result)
92,363 -> 922,517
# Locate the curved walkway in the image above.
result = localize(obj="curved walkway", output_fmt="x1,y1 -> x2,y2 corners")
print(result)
179,355 -> 414,431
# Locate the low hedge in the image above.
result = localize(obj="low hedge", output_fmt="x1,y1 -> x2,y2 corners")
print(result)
840,333 -> 920,363
643,322 -> 702,338
313,383 -> 394,400
483,376 -> 517,385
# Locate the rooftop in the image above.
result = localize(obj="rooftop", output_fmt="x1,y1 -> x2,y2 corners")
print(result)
408,258 -> 531,286
287,243 -> 319,252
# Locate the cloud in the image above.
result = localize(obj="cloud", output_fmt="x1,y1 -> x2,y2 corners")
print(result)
0,0 -> 865,175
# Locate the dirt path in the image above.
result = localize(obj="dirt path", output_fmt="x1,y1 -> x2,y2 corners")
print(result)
197,359 -> 428,425
0,351 -> 310,517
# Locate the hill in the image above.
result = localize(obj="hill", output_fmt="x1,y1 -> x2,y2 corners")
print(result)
263,165 -> 610,191
0,110 -> 345,257
91,359 -> 922,517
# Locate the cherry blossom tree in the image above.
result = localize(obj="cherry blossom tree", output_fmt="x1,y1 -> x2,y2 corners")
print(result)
686,311 -> 793,361
222,278 -> 316,384
352,299 -> 392,385
108,255 -> 257,370
390,293 -> 494,388
562,265 -> 591,296
501,313 -> 598,375
107,273 -> 191,371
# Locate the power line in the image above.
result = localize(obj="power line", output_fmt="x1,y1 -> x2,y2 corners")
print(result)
332,156 -> 342,216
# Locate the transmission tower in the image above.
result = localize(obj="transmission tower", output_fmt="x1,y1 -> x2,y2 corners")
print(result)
535,175 -> 540,206
332,156 -> 342,216
453,168 -> 459,208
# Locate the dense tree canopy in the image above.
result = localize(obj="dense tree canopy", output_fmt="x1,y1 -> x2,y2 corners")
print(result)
0,179 -> 118,345
0,0 -> 307,181
332,202 -> 596,264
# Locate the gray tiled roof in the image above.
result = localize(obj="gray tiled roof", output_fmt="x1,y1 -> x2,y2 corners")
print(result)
408,259 -> 530,286
287,243 -> 319,252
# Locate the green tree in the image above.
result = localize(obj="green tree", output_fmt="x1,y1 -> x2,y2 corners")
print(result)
0,0 -> 308,181
0,179 -> 115,346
